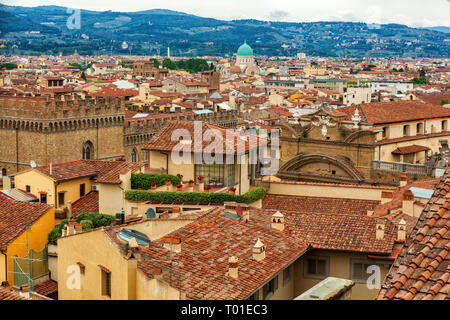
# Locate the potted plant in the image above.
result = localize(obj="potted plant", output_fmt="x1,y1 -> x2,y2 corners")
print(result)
204,185 -> 211,192
188,179 -> 194,187
177,174 -> 183,182
228,186 -> 236,194
198,176 -> 204,183
165,178 -> 172,186
150,182 -> 157,190
176,183 -> 183,191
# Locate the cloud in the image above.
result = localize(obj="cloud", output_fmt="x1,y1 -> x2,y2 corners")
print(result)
268,10 -> 289,21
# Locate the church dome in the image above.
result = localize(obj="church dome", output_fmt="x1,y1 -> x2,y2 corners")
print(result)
237,42 -> 254,56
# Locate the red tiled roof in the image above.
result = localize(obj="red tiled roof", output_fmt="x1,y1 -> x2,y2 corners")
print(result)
71,191 -> 99,217
377,168 -> 450,300
285,212 -> 396,254
138,207 -> 309,300
143,121 -> 268,154
391,145 -> 431,155
339,101 -> 450,124
0,286 -> 25,300
263,194 -> 379,215
34,280 -> 58,297
0,195 -> 51,250
35,160 -> 144,183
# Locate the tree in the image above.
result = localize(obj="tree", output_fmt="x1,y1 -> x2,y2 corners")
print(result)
149,58 -> 160,68
419,69 -> 426,78
410,77 -> 430,85
0,63 -> 17,70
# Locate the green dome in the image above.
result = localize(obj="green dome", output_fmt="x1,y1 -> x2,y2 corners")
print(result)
237,42 -> 254,56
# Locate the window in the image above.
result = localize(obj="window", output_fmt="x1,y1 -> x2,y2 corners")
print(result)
101,269 -> 111,297
262,276 -> 278,299
80,184 -> 85,197
40,193 -> 47,204
194,162 -> 227,187
382,127 -> 388,138
26,185 -> 31,193
82,141 -> 94,160
416,123 -> 423,135
1,168 -> 6,177
403,125 -> 410,136
58,192 -> 65,207
131,149 -> 137,162
442,120 -> 448,132
283,266 -> 291,286
304,256 -> 329,279
144,150 -> 149,162
350,260 -> 376,283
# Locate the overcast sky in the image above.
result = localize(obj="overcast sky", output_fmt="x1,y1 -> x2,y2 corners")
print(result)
3,0 -> 450,27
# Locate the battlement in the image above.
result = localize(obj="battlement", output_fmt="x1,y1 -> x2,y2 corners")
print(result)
0,94 -> 125,120
123,109 -> 239,135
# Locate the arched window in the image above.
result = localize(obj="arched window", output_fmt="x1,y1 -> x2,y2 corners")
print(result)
82,141 -> 94,160
131,149 -> 137,163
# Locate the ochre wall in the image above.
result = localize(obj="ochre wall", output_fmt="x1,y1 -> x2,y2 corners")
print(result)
57,230 -> 136,300
4,207 -> 55,287
293,249 -> 390,300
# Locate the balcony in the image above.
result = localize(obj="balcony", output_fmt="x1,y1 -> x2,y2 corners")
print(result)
372,160 -> 432,176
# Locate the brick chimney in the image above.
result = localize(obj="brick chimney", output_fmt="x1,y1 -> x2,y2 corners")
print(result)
162,236 -> 181,253
228,256 -> 238,279
402,190 -> 414,216
397,219 -> 407,241
376,221 -> 385,240
19,284 -> 30,299
381,191 -> 393,204
400,172 -> 408,187
252,238 -> 266,261
271,211 -> 285,231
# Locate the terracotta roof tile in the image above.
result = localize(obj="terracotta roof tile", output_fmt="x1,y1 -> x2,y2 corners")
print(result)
34,280 -> 58,297
0,195 -> 51,250
0,286 -> 25,300
377,167 -> 450,300
339,101 -> 450,125
71,191 -> 99,217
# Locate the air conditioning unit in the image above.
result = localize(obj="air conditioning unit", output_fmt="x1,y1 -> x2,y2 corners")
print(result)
92,185 -> 99,191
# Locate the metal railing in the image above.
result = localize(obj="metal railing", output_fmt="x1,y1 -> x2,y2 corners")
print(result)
372,160 -> 432,176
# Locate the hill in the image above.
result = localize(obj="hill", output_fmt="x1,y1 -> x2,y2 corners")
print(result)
0,4 -> 448,57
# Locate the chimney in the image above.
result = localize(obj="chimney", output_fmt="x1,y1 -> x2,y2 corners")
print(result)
49,163 -> 52,175
252,238 -> 266,261
66,200 -> 72,220
375,221 -> 385,240
381,191 -> 393,204
271,211 -> 285,231
397,219 -> 407,241
74,224 -> 82,233
171,206 -> 181,218
239,204 -> 250,222
67,221 -> 75,236
402,190 -> 414,216
162,236 -> 181,253
19,284 -> 30,300
400,172 -> 408,187
228,256 -> 238,279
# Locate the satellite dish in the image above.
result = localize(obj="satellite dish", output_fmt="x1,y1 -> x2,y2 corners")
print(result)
30,160 -> 36,168
121,41 -> 128,50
